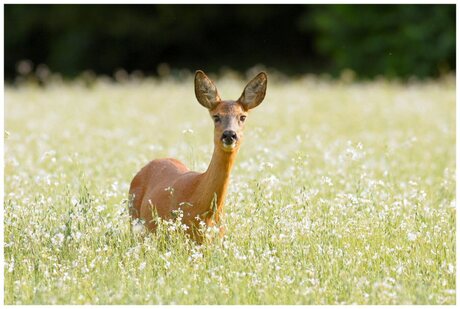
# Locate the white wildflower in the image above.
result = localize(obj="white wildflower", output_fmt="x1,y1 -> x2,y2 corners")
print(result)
164,186 -> 175,196
132,219 -> 146,235
407,232 -> 417,242
182,128 -> 194,134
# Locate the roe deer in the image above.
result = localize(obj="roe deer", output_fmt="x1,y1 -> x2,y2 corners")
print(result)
129,70 -> 267,242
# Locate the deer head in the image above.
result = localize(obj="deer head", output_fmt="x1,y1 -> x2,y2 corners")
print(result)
195,70 -> 267,153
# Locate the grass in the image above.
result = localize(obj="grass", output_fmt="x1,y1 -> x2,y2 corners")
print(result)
4,73 -> 456,304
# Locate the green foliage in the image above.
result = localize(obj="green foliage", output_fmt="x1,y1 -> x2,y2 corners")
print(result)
4,5 -> 310,78
304,5 -> 455,78
4,4 -> 455,79
4,75 -> 456,304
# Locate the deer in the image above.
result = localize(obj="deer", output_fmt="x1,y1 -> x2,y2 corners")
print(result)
129,70 -> 267,242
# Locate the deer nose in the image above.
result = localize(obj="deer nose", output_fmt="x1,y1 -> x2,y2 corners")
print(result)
222,130 -> 237,144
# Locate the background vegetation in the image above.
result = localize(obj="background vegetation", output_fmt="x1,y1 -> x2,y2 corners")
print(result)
5,4 -> 455,79
4,74 -> 456,304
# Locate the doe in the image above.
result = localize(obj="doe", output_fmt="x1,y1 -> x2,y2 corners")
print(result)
129,70 -> 267,241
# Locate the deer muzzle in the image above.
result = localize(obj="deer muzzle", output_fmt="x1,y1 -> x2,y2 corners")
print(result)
221,130 -> 238,150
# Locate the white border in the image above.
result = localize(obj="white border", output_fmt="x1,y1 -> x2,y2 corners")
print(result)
455,2 -> 459,308
1,2 -> 4,308
2,1 -> 458,308
2,1 -> 459,4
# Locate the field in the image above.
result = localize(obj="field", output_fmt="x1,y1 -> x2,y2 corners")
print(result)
4,73 -> 456,304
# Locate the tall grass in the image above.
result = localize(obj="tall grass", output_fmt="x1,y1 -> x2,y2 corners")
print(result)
4,74 -> 455,304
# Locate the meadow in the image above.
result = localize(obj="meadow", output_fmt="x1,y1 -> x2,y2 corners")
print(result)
4,72 -> 456,304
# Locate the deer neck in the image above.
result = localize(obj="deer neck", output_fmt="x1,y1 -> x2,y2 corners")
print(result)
197,145 -> 239,223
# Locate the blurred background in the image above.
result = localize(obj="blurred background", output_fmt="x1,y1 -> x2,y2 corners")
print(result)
4,4 -> 456,81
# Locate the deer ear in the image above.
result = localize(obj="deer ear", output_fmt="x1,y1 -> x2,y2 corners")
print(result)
238,72 -> 267,110
195,70 -> 221,109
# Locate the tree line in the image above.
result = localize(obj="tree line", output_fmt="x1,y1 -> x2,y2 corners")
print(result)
5,4 -> 455,79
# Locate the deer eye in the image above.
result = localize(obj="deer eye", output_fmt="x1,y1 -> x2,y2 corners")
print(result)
213,115 -> 220,123
239,115 -> 247,122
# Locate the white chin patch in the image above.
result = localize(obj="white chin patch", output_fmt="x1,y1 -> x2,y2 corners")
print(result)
222,143 -> 236,151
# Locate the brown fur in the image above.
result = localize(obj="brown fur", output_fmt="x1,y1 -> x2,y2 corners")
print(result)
129,70 -> 267,242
